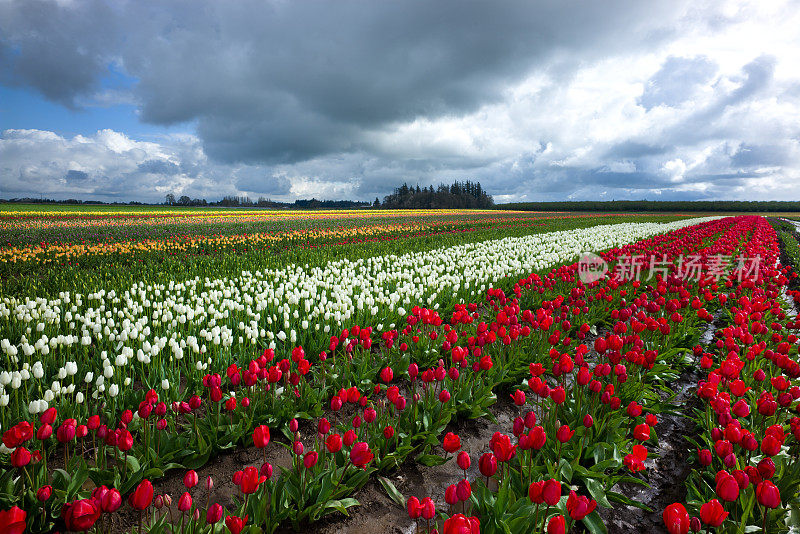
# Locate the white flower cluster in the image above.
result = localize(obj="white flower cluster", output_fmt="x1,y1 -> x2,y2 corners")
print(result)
0,217 -> 718,412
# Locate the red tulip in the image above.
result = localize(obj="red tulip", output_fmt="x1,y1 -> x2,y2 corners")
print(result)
542,478 -> 561,506
183,470 -> 199,489
40,407 -> 57,425
207,503 -> 223,524
2,421 -> 34,448
129,480 -> 154,510
457,451 -> 471,471
456,479 -> 471,502
261,462 -> 273,479
318,418 -> 331,435
445,484 -> 458,506
37,485 -> 53,502
761,435 -> 781,456
117,429 -> 133,452
178,492 -> 192,513
407,496 -> 421,519
556,425 -> 574,443
566,490 -> 597,520
478,452 -> 497,477
528,481 -> 544,503
529,426 -> 547,450
304,451 -> 318,469
420,497 -> 435,520
36,423 -> 53,441
225,514 -> 248,534
633,423 -> 650,441
350,442 -> 374,469
699,499 -> 728,527
547,514 -> 566,534
380,367 -> 393,383
101,488 -> 122,513
662,503 -> 689,534
757,457 -> 776,479
491,432 -> 517,462
442,513 -> 480,534
62,499 -> 101,531
10,447 -> 31,468
443,432 -> 461,453
756,481 -> 781,508
253,425 -> 270,448
0,506 -> 26,534
326,433 -> 342,453
715,471 -> 739,502
239,466 -> 266,494
550,386 -> 566,405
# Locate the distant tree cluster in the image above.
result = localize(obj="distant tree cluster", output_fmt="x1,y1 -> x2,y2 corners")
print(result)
1,197 -> 145,206
165,194 -> 371,209
500,200 -> 800,213
165,193 -> 208,206
381,181 -> 494,209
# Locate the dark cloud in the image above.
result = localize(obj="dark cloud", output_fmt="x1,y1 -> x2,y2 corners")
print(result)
1,0 -> 685,164
137,159 -> 181,175
65,169 -> 88,181
731,144 -> 791,168
604,141 -> 674,159
639,56 -> 717,110
235,172 -> 292,196
0,0 -> 119,107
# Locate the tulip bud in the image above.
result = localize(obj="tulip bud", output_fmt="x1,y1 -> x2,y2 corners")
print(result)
178,492 -> 192,513
37,485 -> 53,502
207,503 -> 223,524
457,451 -> 471,471
183,470 -> 198,489
445,484 -> 458,505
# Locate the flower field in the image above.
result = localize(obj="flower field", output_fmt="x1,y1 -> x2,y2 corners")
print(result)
1,209 -> 800,534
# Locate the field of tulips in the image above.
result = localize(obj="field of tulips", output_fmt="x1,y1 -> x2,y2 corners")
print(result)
1,208 -> 800,534
0,208 -> 684,300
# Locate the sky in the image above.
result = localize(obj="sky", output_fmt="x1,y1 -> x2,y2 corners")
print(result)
1,0 -> 799,204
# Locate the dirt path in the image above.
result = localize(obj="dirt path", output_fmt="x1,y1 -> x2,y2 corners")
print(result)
599,366 -> 703,534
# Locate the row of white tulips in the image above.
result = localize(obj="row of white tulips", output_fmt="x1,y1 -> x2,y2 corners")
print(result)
0,217 -> 720,422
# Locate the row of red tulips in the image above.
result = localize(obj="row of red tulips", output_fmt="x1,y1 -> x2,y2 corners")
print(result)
663,218 -> 800,533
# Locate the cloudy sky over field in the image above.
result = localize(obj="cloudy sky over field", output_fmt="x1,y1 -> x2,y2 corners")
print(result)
1,0 -> 799,203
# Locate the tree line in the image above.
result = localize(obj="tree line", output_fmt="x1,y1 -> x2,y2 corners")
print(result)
164,194 -> 371,209
381,181 -> 494,209
499,200 -> 800,212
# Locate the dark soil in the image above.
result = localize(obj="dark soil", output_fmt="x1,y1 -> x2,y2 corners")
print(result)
598,366 -> 703,534
275,395 -> 519,534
